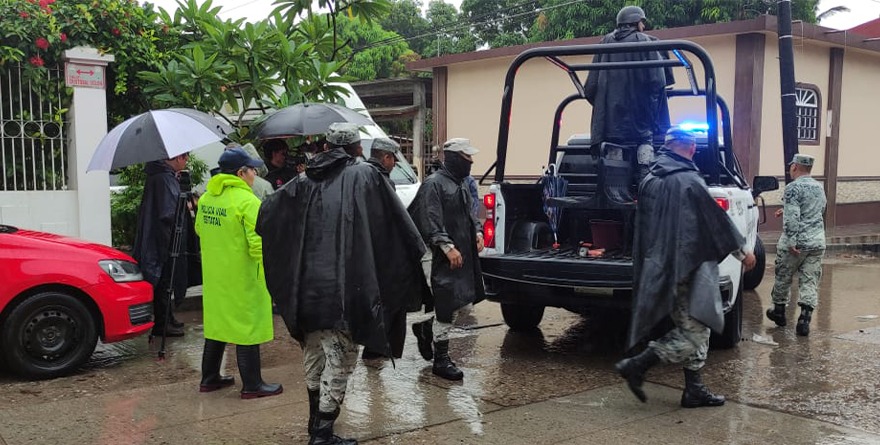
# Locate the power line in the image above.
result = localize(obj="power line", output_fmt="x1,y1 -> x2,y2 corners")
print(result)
354,0 -> 589,52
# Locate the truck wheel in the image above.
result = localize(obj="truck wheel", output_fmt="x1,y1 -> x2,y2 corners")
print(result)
1,291 -> 98,379
500,303 -> 545,331
742,236 -> 766,291
711,285 -> 743,349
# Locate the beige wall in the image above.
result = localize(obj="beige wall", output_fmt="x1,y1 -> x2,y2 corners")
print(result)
758,40 -> 830,177
447,35 -> 743,178
837,49 -> 880,178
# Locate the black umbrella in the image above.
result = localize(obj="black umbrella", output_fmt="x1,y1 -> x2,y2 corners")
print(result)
87,108 -> 232,171
254,102 -> 374,139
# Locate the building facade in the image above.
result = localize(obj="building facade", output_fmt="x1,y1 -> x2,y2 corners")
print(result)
408,16 -> 880,235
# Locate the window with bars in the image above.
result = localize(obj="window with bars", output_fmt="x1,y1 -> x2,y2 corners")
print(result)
795,85 -> 820,143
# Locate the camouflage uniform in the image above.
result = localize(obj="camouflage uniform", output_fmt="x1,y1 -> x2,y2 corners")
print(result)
771,173 -> 827,309
648,281 -> 710,371
301,330 -> 359,413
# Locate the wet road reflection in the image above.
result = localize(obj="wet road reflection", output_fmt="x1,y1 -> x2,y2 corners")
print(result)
0,255 -> 877,445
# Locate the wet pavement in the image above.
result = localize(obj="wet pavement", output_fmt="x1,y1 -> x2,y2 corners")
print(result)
1,254 -> 879,444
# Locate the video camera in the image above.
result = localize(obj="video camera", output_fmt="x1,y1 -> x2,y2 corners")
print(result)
178,169 -> 192,193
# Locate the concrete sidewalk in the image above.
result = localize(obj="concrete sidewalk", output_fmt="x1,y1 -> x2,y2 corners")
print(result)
761,222 -> 880,255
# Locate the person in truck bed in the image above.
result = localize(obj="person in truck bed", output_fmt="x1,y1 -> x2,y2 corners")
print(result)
615,127 -> 756,408
584,5 -> 674,185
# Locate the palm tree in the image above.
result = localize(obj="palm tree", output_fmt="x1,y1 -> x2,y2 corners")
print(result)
816,5 -> 851,22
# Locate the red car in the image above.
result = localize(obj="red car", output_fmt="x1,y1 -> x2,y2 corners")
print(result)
0,224 -> 153,379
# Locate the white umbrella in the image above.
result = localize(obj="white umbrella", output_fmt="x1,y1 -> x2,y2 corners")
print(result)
87,108 -> 233,171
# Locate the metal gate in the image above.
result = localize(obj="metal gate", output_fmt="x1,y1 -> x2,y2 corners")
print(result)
0,63 -> 69,191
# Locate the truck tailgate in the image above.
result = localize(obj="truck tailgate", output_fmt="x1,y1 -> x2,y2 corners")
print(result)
481,248 -> 633,288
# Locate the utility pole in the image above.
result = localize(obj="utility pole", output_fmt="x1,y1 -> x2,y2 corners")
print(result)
778,0 -> 799,184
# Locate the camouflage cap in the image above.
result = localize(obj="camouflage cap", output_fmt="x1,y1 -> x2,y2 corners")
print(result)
326,122 -> 361,146
788,153 -> 815,167
442,138 -> 479,155
371,137 -> 400,154
664,126 -> 696,145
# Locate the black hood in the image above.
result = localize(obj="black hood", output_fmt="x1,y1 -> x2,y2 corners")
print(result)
305,148 -> 353,181
612,25 -> 639,41
145,160 -> 173,176
650,150 -> 698,178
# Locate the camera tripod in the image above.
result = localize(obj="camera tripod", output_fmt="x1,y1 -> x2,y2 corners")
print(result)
152,170 -> 196,359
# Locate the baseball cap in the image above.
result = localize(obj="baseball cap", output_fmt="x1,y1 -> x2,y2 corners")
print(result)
326,123 -> 361,146
788,153 -> 815,167
665,126 -> 696,145
218,147 -> 265,173
371,137 -> 400,154
442,138 -> 480,155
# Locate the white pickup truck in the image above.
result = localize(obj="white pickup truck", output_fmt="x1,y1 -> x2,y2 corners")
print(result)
477,40 -> 779,348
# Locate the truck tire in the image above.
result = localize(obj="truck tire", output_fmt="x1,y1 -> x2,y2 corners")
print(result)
711,284 -> 743,349
742,236 -> 766,291
500,303 -> 545,331
1,291 -> 99,379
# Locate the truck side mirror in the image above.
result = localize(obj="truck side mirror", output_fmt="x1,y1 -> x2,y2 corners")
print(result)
751,176 -> 779,198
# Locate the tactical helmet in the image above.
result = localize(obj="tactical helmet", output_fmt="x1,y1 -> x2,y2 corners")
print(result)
616,5 -> 646,25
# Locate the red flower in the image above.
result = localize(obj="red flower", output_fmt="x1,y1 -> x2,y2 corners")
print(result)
29,56 -> 45,67
59,32 -> 67,43
111,28 -> 121,36
20,11 -> 29,18
39,0 -> 50,6
36,37 -> 50,50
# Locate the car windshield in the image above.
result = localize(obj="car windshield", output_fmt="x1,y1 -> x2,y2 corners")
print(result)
390,152 -> 418,185
0,225 -> 19,234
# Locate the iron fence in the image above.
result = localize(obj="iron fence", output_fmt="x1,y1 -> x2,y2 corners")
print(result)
1,63 -> 69,191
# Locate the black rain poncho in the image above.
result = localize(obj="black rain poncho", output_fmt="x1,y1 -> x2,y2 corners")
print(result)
627,150 -> 743,348
256,148 -> 429,357
584,26 -> 674,146
408,169 -> 485,323
132,161 -> 188,299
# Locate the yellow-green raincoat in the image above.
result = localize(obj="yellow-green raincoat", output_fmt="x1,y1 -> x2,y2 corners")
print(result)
195,174 -> 273,345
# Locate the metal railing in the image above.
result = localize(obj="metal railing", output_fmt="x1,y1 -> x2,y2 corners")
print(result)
1,63 -> 69,191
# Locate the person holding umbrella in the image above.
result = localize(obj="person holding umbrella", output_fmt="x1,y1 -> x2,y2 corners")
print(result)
132,153 -> 191,337
195,147 -> 283,399
408,138 -> 486,381
257,123 -> 427,445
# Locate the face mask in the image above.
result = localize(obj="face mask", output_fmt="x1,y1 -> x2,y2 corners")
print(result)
444,152 -> 472,179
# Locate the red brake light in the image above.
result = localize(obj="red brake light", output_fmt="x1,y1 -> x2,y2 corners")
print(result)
483,219 -> 496,248
484,193 -> 495,209
715,198 -> 730,211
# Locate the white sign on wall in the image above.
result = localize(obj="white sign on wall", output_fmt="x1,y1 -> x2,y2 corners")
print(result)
65,63 -> 105,89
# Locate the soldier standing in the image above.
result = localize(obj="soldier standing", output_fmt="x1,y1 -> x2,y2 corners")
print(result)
616,127 -> 756,408
766,154 -> 827,336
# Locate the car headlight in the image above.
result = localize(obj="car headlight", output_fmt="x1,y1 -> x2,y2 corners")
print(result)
98,260 -> 144,282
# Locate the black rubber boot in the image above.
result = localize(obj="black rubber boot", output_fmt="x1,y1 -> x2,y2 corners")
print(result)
308,409 -> 358,445
412,318 -> 434,361
432,340 -> 463,381
614,347 -> 660,403
796,304 -> 813,337
361,349 -> 384,360
307,388 -> 320,435
200,339 -> 235,392
681,369 -> 725,408
766,303 -> 787,327
170,315 -> 185,329
236,344 -> 283,399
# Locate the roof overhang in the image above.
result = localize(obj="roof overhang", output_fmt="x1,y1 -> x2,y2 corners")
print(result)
407,15 -> 880,72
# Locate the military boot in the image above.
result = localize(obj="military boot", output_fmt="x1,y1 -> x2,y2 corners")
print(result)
199,339 -> 235,392
432,340 -> 463,381
796,304 -> 814,337
307,388 -> 320,434
308,409 -> 358,445
766,303 -> 787,327
412,318 -> 434,361
614,347 -> 660,403
681,369 -> 725,408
